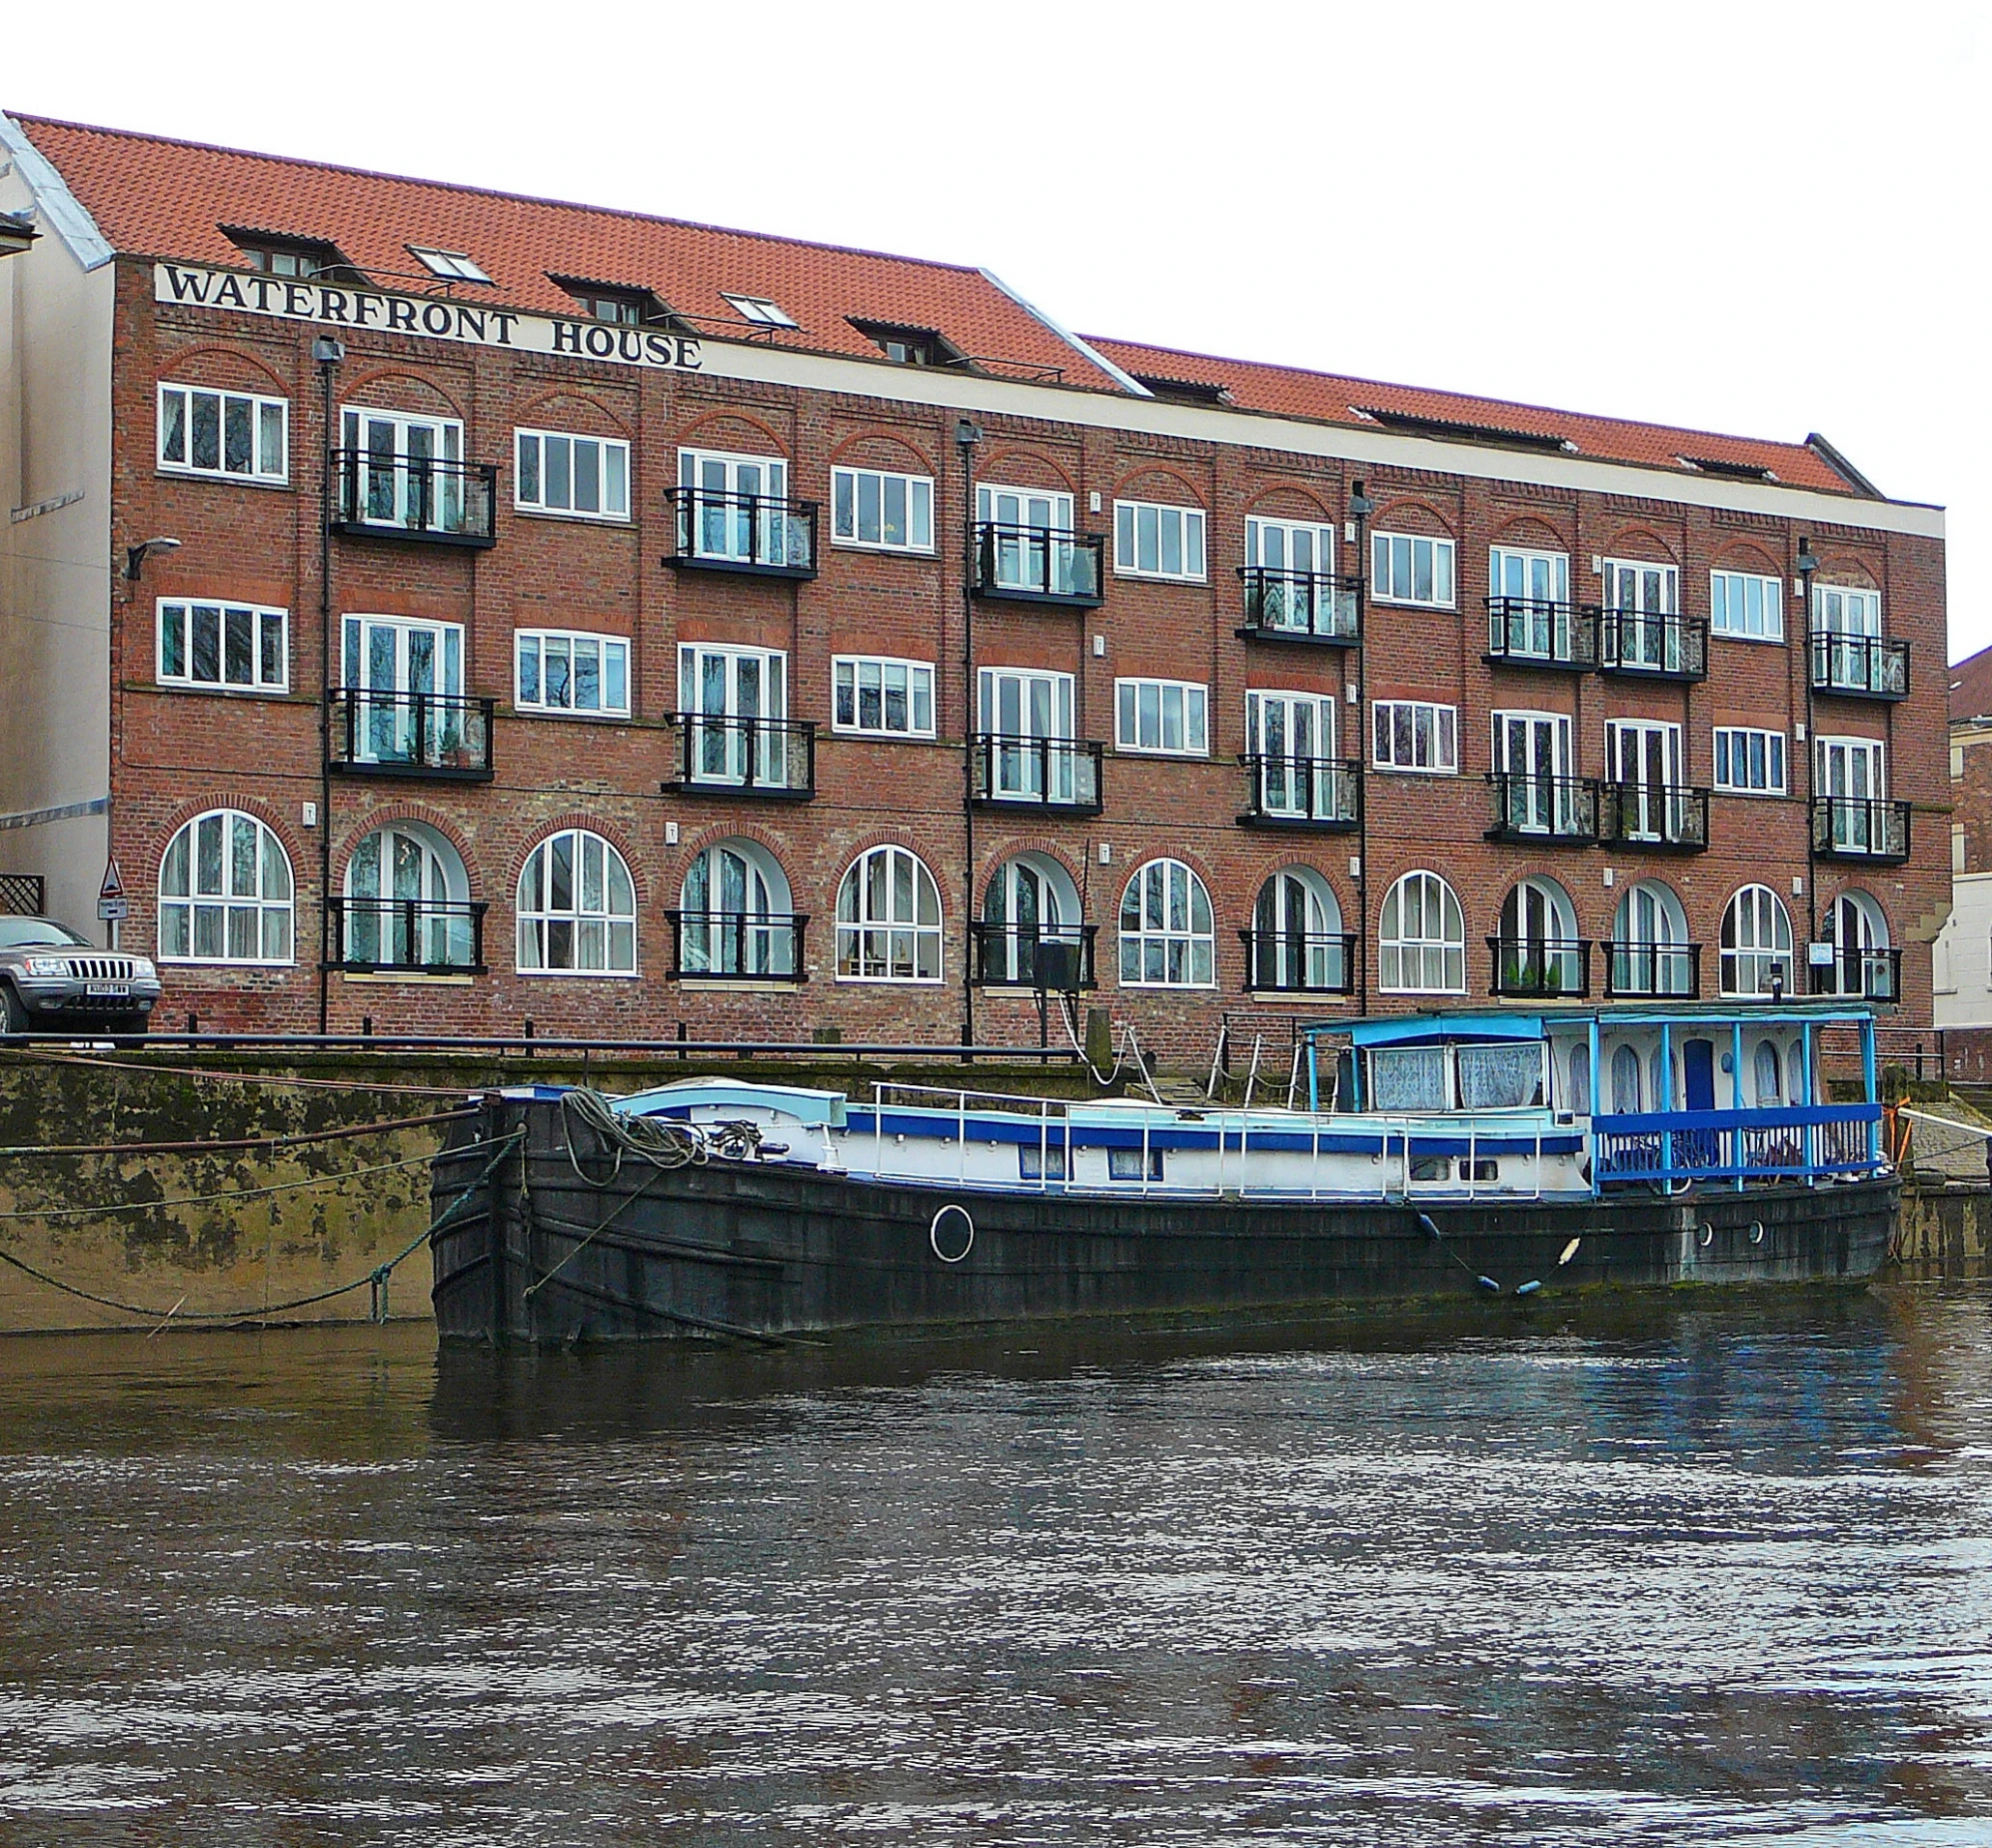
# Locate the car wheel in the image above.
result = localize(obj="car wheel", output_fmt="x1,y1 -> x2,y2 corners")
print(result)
0,984 -> 30,1034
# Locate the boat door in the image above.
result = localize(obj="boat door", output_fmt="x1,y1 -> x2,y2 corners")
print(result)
1681,1037 -> 1718,1171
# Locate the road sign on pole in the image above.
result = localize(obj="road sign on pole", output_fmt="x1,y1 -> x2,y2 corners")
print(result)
98,858 -> 128,932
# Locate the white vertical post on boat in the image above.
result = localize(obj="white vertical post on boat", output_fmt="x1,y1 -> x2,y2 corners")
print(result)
1287,1041 -> 1302,1110
876,1083 -> 885,1175
1659,1020 -> 1674,1185
958,1088 -> 967,1182
1141,1110 -> 1152,1197
1039,1097 -> 1049,1194
1587,1012 -> 1602,1197
1533,1129 -> 1542,1200
1311,1120 -> 1320,1199
1466,1130 -> 1476,1201
1732,1017 -> 1745,1191
1861,1014 -> 1878,1170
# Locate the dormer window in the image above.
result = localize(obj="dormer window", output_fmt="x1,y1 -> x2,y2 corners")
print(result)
1129,372 -> 1231,407
849,319 -> 962,369
555,280 -> 669,328
1679,455 -> 1777,482
722,292 -> 798,329
227,233 -> 344,280
410,247 -> 492,284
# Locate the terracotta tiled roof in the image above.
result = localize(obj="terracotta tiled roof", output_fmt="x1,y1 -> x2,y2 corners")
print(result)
1088,335 -> 1863,496
10,115 -> 1126,391
1950,643 -> 1992,724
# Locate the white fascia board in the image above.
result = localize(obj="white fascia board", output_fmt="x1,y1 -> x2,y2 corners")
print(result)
705,340 -> 1945,542
0,116 -> 113,271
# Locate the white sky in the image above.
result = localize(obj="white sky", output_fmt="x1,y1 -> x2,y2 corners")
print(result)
13,1 -> 1986,657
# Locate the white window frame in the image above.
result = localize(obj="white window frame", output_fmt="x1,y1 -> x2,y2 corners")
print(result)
836,845 -> 944,983
723,292 -> 798,328
1113,499 -> 1207,582
1713,727 -> 1787,796
1371,701 -> 1458,775
1719,884 -> 1794,999
831,466 -> 935,553
516,828 -> 639,977
157,809 -> 295,966
832,656 -> 936,738
1378,870 -> 1467,996
157,382 -> 288,483
157,598 -> 288,694
514,630 -> 631,718
1710,569 -> 1785,642
1114,678 -> 1208,757
514,428 -> 631,522
1814,584 -> 1883,638
1370,531 -> 1457,609
1117,858 -> 1216,989
1245,515 -> 1335,576
409,247 -> 490,282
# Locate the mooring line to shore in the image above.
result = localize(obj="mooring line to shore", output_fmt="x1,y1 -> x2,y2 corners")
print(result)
0,1132 -> 521,1326
0,1102 -> 477,1160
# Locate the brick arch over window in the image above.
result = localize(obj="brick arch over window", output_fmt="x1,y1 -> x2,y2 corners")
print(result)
515,390 -> 636,441
675,409 -> 790,457
154,793 -> 303,876
979,448 -> 1076,494
1601,525 -> 1680,564
503,812 -> 650,910
1710,537 -> 1782,576
827,429 -> 939,476
156,343 -> 292,396
974,838 -> 1086,897
1488,513 -> 1570,553
1817,554 -> 1881,590
1111,465 -> 1206,509
340,368 -> 467,421
1369,497 -> 1455,539
332,805 -> 480,898
1241,484 -> 1336,523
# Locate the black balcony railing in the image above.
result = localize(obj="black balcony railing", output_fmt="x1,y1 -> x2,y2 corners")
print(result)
970,735 -> 1104,814
1236,569 -> 1361,644
1811,797 -> 1911,863
330,450 -> 498,547
1485,773 -> 1598,844
1488,936 -> 1592,999
1240,927 -> 1356,994
1598,783 -> 1710,852
1810,631 -> 1910,700
326,897 -> 487,973
665,487 -> 818,577
667,911 -> 809,981
1811,945 -> 1903,1003
1603,940 -> 1703,999
327,689 -> 495,780
1595,609 -> 1708,681
1483,598 -> 1596,670
1237,756 -> 1361,830
665,715 -> 817,799
971,923 -> 1098,989
971,522 -> 1104,607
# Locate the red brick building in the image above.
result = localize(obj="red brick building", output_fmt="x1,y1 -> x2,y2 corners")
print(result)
0,114 -> 1951,1057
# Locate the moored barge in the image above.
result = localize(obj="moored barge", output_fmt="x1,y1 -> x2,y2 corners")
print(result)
430,1003 -> 1897,1343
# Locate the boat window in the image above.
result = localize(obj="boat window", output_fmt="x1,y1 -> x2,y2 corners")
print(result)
1567,1044 -> 1591,1115
1650,1047 -> 1670,1112
1107,1146 -> 1164,1181
1610,1043 -> 1642,1112
1464,1157 -> 1499,1182
1754,1039 -> 1782,1106
1370,1046 -> 1448,1111
1456,1042 -> 1544,1109
1017,1142 -> 1067,1180
1409,1155 -> 1451,1182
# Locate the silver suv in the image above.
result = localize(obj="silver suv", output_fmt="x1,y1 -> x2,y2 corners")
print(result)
0,917 -> 161,1034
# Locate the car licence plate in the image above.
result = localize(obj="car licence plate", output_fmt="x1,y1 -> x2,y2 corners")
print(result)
86,982 -> 130,998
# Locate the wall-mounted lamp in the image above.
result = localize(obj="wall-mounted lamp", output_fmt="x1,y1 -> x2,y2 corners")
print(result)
313,335 -> 346,365
956,419 -> 984,448
0,212 -> 37,260
1347,479 -> 1376,521
1796,534 -> 1821,576
123,536 -> 181,581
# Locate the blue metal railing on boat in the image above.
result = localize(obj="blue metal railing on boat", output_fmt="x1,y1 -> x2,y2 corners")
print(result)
1592,1103 -> 1883,1185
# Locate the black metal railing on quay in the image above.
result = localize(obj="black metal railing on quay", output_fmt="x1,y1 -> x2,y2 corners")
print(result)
327,689 -> 495,780
970,923 -> 1098,989
1236,569 -> 1361,644
1239,927 -> 1357,994
665,486 -> 818,577
1487,936 -> 1592,998
330,450 -> 498,547
326,898 -> 487,973
971,522 -> 1105,606
1602,940 -> 1703,999
1483,597 -> 1596,670
970,735 -> 1104,814
666,911 -> 810,981
1598,783 -> 1710,852
1810,797 -> 1911,863
1809,631 -> 1910,700
1237,756 -> 1361,830
665,715 -> 817,799
0,1029 -> 1084,1062
1595,609 -> 1708,681
1485,773 -> 1599,843
1810,945 -> 1903,1003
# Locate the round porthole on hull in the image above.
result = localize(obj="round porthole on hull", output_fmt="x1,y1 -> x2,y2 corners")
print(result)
930,1203 -> 975,1264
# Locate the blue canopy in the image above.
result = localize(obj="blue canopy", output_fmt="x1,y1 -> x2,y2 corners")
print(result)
1345,1012 -> 1544,1049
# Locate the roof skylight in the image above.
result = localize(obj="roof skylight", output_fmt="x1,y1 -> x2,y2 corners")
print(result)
409,247 -> 491,283
723,292 -> 798,329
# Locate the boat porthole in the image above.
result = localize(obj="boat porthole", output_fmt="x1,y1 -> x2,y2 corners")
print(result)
1749,1220 -> 1766,1245
1697,1222 -> 1715,1248
930,1203 -> 975,1264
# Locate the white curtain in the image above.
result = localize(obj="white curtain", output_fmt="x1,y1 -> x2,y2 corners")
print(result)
1371,1046 -> 1447,1111
1457,1042 -> 1543,1110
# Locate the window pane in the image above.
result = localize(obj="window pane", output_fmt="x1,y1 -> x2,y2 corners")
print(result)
191,607 -> 221,685
606,444 -> 627,517
161,605 -> 186,679
191,393 -> 220,471
224,607 -> 253,686
547,436 -> 571,510
519,434 -> 541,505
574,440 -> 600,514
260,614 -> 284,686
223,397 -> 253,474
161,390 -> 186,465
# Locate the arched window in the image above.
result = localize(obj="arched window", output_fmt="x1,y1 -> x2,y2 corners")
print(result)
838,845 -> 942,981
1379,871 -> 1464,994
980,853 -> 1083,985
1118,859 -> 1214,987
342,823 -> 472,969
677,839 -> 796,977
1753,1039 -> 1783,1106
1496,877 -> 1580,995
158,809 -> 294,964
517,829 -> 637,974
1567,1043 -> 1591,1116
1609,1042 -> 1642,1113
1610,881 -> 1692,997
1819,890 -> 1892,999
1720,885 -> 1793,997
1250,867 -> 1346,992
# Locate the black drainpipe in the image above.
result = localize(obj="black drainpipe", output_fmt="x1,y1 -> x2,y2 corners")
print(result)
957,419 -> 983,1050
314,337 -> 343,1034
1348,480 -> 1375,1016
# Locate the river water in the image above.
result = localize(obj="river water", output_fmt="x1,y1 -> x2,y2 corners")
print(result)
0,1285 -> 1988,1845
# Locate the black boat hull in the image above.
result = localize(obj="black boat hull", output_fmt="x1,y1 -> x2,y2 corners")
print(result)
431,1098 -> 1898,1344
